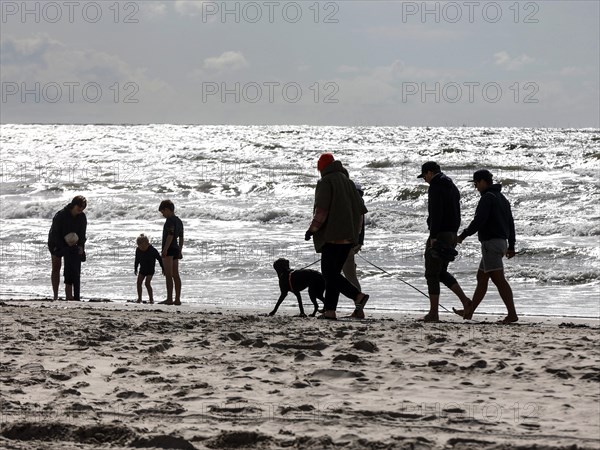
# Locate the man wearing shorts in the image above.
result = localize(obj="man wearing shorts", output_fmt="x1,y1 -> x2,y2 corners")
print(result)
457,170 -> 518,324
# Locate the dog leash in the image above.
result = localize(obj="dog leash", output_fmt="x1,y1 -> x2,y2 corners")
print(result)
356,253 -> 453,313
298,259 -> 321,270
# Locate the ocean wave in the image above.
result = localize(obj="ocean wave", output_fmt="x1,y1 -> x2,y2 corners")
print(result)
1,124 -> 598,317
1,201 -> 65,220
196,205 -> 305,224
504,143 -> 537,150
256,209 -> 291,223
366,159 -> 395,169
439,146 -> 464,153
519,248 -> 572,257
248,141 -> 286,150
585,150 -> 600,159
524,222 -> 600,237
513,268 -> 600,285
195,182 -> 217,193
393,188 -> 425,201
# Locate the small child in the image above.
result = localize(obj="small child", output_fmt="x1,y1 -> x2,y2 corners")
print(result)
61,232 -> 82,301
134,234 -> 164,304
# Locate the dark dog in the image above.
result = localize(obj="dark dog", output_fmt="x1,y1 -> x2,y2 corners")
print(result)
270,258 -> 325,317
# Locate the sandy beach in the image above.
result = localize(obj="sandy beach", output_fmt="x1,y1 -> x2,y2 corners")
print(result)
0,301 -> 598,450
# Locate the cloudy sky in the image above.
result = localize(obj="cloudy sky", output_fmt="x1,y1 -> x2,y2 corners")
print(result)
1,1 -> 598,126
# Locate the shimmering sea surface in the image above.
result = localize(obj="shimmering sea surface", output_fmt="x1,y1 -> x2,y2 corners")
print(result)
1,125 -> 598,317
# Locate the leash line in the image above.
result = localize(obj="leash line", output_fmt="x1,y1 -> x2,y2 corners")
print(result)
298,259 -> 321,271
356,253 -> 453,314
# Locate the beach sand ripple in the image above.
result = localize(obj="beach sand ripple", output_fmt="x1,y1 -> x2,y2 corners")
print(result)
1,303 -> 599,450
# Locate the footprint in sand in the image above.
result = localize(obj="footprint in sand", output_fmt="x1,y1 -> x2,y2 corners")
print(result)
333,354 -> 362,363
311,368 -> 365,379
352,340 -> 378,353
428,360 -> 449,367
469,360 -> 488,369
116,391 -> 147,399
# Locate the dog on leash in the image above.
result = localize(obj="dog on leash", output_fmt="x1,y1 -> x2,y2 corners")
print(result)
270,258 -> 325,317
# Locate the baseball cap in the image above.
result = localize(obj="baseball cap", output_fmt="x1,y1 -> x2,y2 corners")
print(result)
472,169 -> 493,183
417,161 -> 440,178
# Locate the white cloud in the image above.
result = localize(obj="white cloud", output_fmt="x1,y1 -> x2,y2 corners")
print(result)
493,51 -> 534,71
337,65 -> 361,74
332,75 -> 397,106
560,66 -> 587,77
1,34 -> 178,123
329,61 -> 422,106
174,1 -> 205,16
366,25 -> 466,41
141,2 -> 168,18
203,51 -> 249,72
0,34 -> 62,66
326,60 -> 472,108
335,60 -> 455,82
1,34 -> 172,96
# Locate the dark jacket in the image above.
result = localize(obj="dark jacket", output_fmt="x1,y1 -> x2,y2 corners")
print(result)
459,184 -> 516,249
135,245 -> 164,275
313,161 -> 368,253
427,173 -> 461,238
355,183 -> 366,246
48,205 -> 87,255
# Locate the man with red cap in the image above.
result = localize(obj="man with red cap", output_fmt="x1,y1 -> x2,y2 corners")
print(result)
305,153 -> 369,320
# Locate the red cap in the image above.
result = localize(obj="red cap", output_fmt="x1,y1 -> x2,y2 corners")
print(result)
317,153 -> 334,172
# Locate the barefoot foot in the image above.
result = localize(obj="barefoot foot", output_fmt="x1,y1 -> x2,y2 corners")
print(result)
452,307 -> 465,317
354,293 -> 369,311
317,310 -> 337,320
421,313 -> 439,323
350,309 -> 365,319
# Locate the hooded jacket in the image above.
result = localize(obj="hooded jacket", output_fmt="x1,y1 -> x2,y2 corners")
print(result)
47,204 -> 87,254
459,184 -> 516,249
427,172 -> 461,238
312,161 -> 368,253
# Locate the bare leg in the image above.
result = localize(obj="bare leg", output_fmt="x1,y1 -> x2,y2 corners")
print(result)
51,255 -> 61,300
449,283 -> 471,308
462,270 -> 490,320
162,256 -> 174,303
350,292 -> 369,319
145,275 -> 154,304
342,249 -> 360,291
173,259 -> 181,304
450,283 -> 472,317
136,273 -> 144,302
425,294 -> 440,322
489,270 -> 518,323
